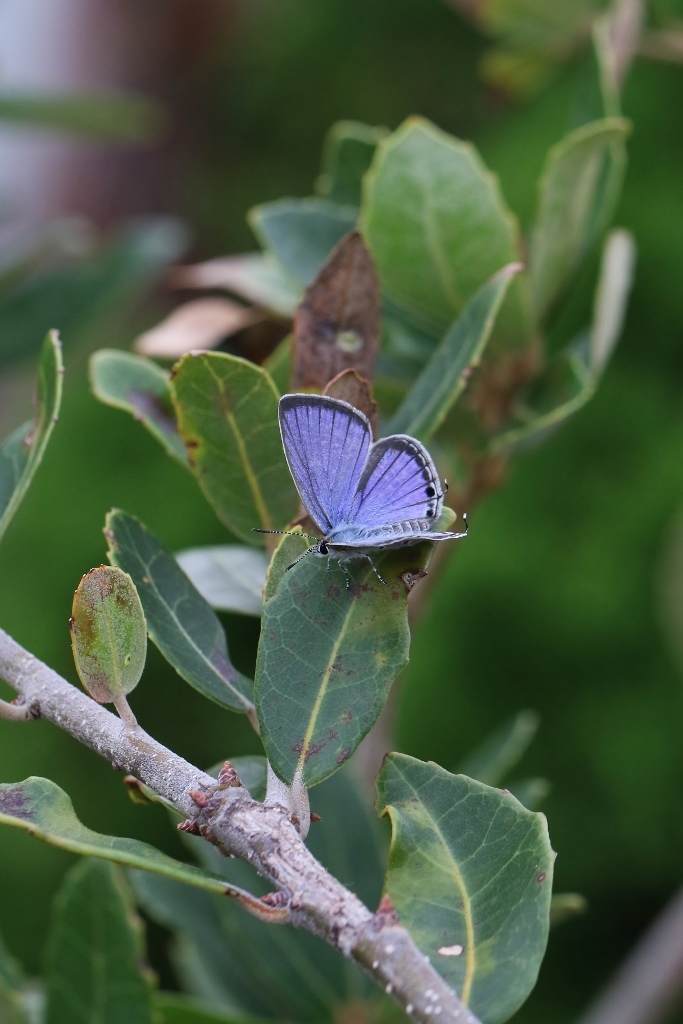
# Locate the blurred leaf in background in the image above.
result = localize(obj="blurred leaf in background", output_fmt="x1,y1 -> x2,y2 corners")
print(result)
0,91 -> 165,143
0,220 -> 186,370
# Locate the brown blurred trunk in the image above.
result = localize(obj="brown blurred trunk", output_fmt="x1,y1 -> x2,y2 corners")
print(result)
0,0 -> 237,226
59,0 -> 235,225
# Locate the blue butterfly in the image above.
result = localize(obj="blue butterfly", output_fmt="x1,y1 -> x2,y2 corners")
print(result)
257,393 -> 467,587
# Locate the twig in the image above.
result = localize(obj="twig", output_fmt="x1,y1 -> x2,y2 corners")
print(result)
0,626 -> 481,1024
576,888 -> 683,1024
0,696 -> 36,722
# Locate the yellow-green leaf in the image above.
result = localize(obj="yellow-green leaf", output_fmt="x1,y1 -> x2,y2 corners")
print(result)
71,565 -> 147,706
171,352 -> 299,544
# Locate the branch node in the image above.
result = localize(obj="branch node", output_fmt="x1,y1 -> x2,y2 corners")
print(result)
189,789 -> 211,809
376,893 -> 399,925
217,760 -> 242,788
178,818 -> 202,835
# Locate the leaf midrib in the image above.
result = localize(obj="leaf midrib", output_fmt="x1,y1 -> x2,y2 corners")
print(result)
110,517 -> 253,712
296,595 -> 358,779
400,775 -> 476,1005
204,357 -> 272,531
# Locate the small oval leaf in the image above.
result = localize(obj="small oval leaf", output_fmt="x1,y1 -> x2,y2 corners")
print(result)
71,565 -> 147,705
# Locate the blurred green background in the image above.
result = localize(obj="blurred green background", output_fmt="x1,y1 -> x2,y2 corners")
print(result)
1,1 -> 683,1021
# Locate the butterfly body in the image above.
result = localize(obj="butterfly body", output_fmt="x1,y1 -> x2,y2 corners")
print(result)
272,394 -> 467,585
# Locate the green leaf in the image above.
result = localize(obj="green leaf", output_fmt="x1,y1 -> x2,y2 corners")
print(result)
457,710 -> 539,787
71,566 -> 147,711
170,352 -> 299,543
0,92 -> 163,143
263,335 -> 292,395
174,254 -> 300,320
377,754 -> 554,1024
479,0 -> 595,50
0,777 -> 248,899
0,931 -> 22,993
549,893 -> 587,928
0,980 -> 26,1024
90,349 -> 189,466
388,264 -> 520,440
262,530 -> 310,606
0,928 -> 26,1024
155,993 -> 270,1024
136,765 -> 384,1021
249,198 -> 357,289
530,118 -> 630,321
175,546 -> 268,617
307,765 -> 386,916
105,510 -> 254,716
492,229 -> 635,454
380,310 -> 440,380
508,778 -> 550,811
45,859 -> 153,1024
256,543 -> 435,787
361,116 -> 529,347
0,220 -> 185,369
0,331 -> 63,544
316,120 -> 388,207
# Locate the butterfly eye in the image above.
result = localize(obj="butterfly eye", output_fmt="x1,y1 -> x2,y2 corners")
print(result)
425,486 -> 435,498
319,541 -> 329,555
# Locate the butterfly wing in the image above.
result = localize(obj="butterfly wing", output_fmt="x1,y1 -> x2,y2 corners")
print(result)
347,434 -> 444,531
279,394 -> 372,533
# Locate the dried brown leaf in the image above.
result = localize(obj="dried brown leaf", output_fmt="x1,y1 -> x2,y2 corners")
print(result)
323,368 -> 379,440
291,231 -> 380,390
135,298 -> 261,359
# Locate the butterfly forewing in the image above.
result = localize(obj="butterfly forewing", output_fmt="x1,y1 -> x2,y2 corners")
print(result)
348,435 -> 444,528
279,394 -> 371,533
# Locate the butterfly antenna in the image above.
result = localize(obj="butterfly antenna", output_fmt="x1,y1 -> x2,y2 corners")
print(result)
286,545 -> 318,571
252,528 -> 319,541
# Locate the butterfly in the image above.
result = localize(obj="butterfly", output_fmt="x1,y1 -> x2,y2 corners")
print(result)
255,393 -> 467,587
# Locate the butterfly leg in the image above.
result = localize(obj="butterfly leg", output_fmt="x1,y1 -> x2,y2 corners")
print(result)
365,555 -> 387,587
338,558 -> 353,590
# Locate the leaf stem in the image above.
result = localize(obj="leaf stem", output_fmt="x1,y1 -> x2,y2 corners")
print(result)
0,625 -> 482,1024
112,693 -> 138,729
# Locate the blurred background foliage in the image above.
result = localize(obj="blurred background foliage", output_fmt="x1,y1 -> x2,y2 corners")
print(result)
1,1 -> 683,1022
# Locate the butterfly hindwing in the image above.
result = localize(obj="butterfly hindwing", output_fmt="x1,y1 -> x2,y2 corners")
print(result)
348,434 -> 444,529
278,394 -> 371,533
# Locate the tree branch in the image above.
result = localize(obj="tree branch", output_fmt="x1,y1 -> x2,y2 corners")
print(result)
576,888 -> 683,1024
0,626 -> 481,1024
